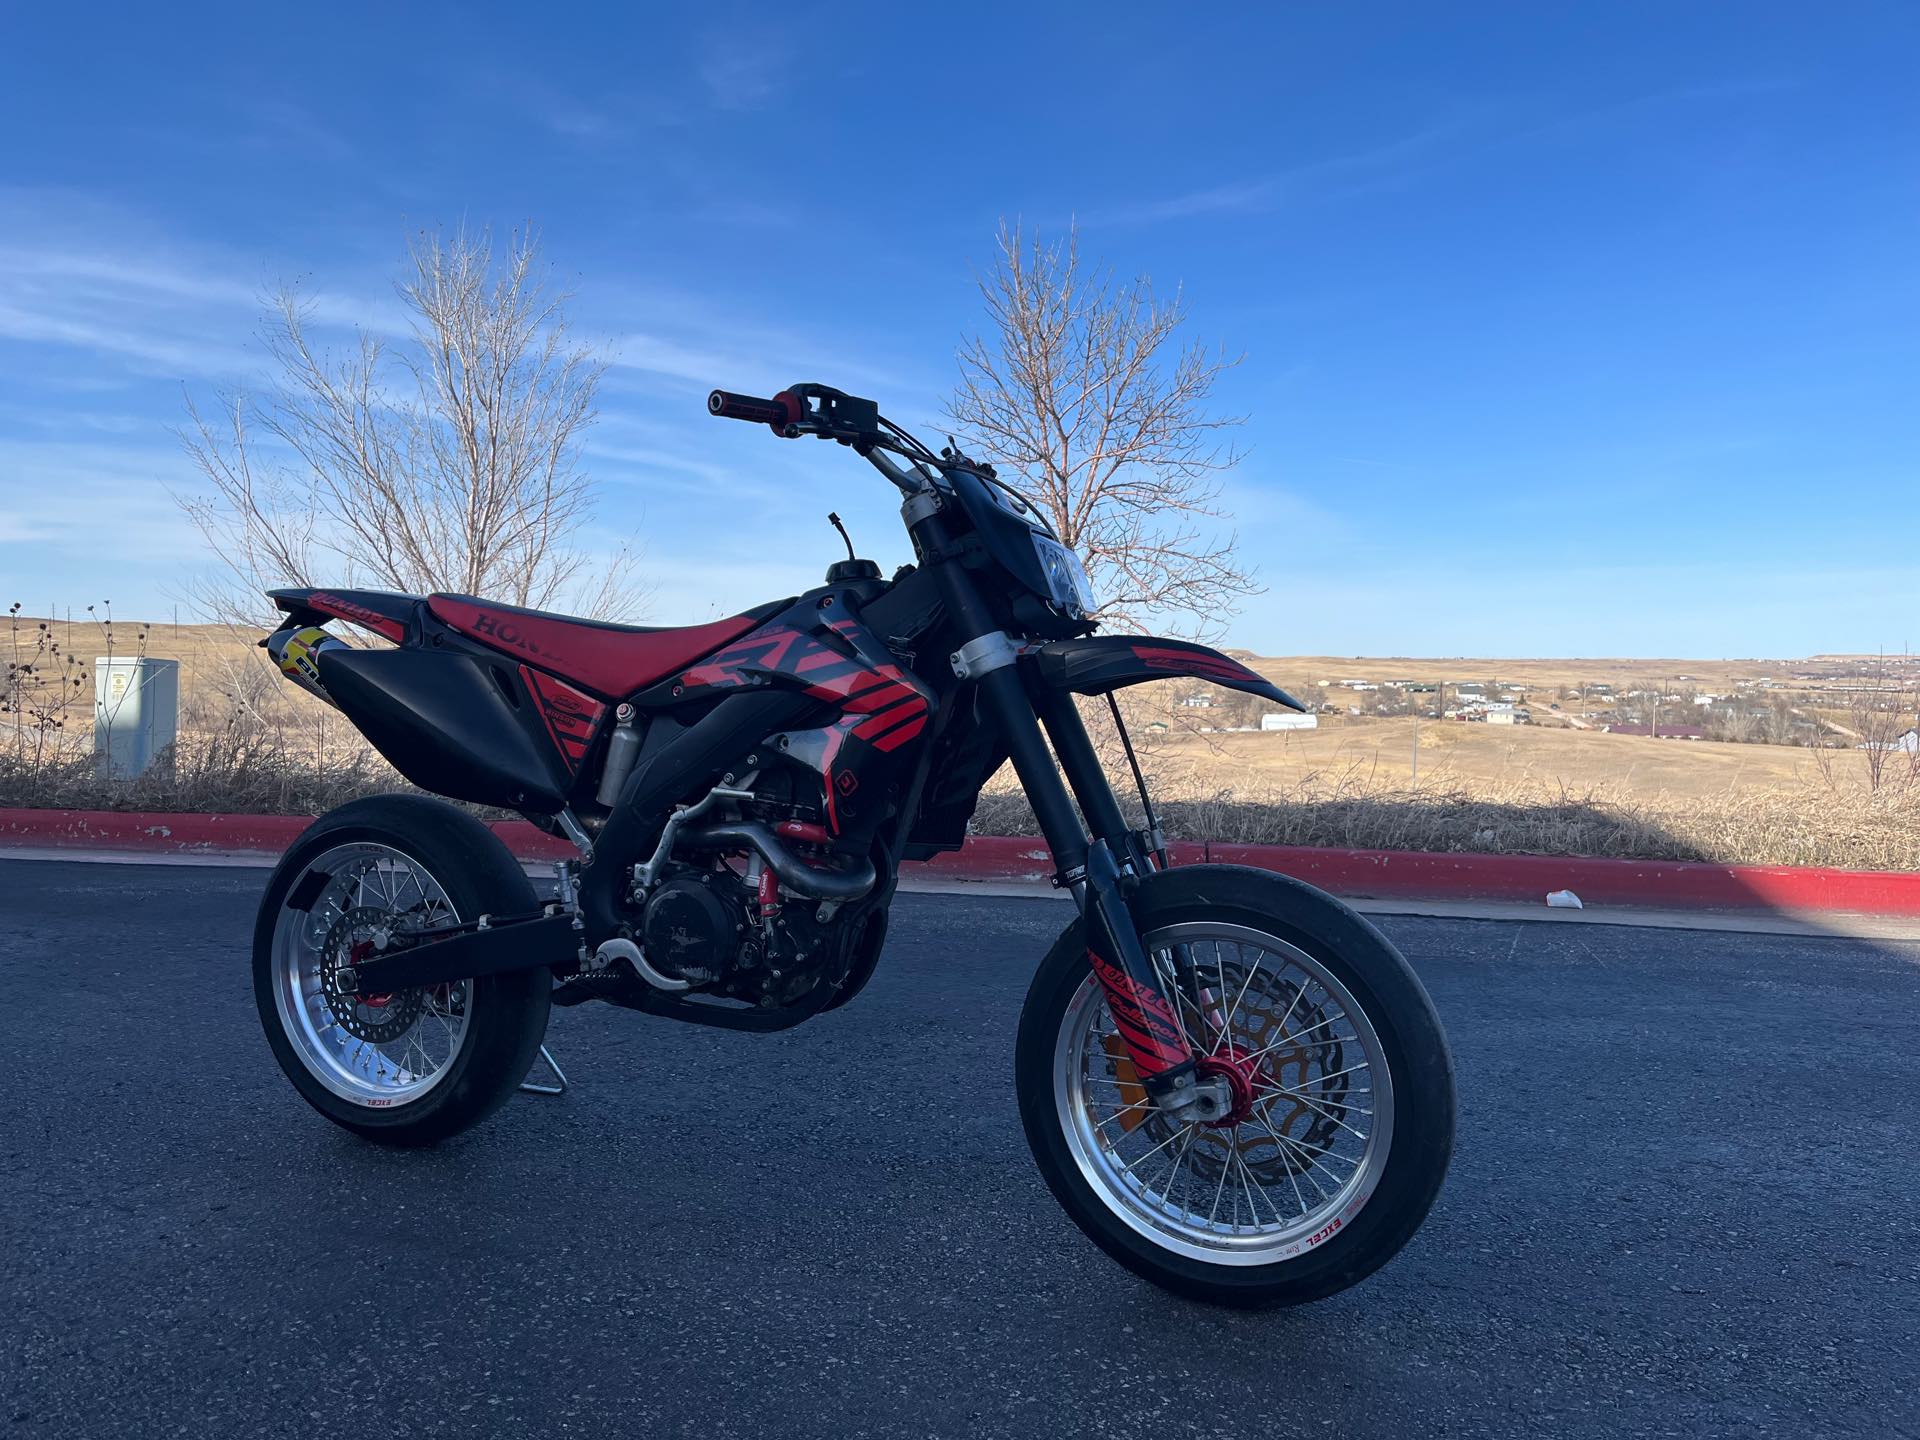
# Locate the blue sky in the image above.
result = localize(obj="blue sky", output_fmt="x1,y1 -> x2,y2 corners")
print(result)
2,2 -> 1915,656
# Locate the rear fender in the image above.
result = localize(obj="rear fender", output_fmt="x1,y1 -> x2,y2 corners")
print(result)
1026,636 -> 1305,711
268,587 -> 421,644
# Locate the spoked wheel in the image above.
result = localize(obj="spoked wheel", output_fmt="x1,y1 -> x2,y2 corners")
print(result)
253,795 -> 551,1146
268,842 -> 475,1106
1059,922 -> 1392,1265
1017,866 -> 1454,1308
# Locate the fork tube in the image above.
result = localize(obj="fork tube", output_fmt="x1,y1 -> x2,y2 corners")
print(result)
930,560 -> 1198,1101
970,663 -> 1091,876
1029,681 -> 1139,864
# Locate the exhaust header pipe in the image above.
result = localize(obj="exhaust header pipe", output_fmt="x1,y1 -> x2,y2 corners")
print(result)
683,821 -> 876,902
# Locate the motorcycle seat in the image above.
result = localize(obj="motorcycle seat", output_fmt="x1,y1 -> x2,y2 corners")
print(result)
427,593 -> 776,700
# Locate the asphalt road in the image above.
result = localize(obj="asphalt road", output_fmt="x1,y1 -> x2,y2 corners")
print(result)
2,860 -> 1916,1439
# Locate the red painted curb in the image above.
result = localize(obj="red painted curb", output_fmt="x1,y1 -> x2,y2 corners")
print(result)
3,807 -> 1916,915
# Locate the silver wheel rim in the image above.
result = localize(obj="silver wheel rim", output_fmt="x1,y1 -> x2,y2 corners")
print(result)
270,842 -> 472,1107
1054,921 -> 1394,1266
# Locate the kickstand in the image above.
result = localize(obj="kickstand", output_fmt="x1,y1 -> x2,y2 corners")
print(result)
519,1043 -> 569,1096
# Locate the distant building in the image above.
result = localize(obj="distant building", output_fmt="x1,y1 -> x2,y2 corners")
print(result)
1606,723 -> 1706,740
1860,728 -> 1920,754
1260,712 -> 1319,732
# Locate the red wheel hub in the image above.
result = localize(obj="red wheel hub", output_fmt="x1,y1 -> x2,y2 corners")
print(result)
1193,1046 -> 1263,1128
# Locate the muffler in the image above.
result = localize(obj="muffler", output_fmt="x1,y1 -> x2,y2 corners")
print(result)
264,625 -> 347,709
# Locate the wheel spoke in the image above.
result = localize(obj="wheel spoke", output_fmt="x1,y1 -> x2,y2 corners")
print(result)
1210,946 -> 1265,1055
1256,1082 -> 1371,1142
1065,920 -> 1393,1257
1159,1125 -> 1198,1215
272,842 -> 472,1107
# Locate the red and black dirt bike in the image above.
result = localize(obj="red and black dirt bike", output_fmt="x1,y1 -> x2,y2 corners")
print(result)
253,382 -> 1454,1307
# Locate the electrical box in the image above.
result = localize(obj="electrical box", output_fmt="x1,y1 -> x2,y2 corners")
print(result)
94,657 -> 179,779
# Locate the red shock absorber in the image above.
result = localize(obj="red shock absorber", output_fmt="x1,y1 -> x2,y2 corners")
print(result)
757,865 -> 781,921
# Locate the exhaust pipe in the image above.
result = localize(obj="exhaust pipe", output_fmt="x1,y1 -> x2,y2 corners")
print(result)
265,625 -> 347,709
682,821 -> 876,901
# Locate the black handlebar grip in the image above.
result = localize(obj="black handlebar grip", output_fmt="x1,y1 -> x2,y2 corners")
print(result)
707,389 -> 800,433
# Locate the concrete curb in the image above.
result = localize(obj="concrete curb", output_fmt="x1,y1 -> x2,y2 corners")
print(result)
4,807 -> 1918,916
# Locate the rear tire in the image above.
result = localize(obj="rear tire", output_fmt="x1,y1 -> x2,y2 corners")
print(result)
253,794 -> 552,1146
1015,864 -> 1454,1308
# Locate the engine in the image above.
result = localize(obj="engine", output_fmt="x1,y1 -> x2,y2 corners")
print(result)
640,874 -> 742,986
617,750 -> 890,1013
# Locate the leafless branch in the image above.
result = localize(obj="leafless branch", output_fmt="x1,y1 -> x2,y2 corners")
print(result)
176,226 -> 644,632
948,221 -> 1259,636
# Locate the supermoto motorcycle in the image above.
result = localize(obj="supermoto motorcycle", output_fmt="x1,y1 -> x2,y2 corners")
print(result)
253,382 -> 1454,1307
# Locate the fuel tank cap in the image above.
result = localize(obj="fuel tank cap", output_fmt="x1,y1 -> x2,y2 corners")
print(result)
825,558 -> 882,584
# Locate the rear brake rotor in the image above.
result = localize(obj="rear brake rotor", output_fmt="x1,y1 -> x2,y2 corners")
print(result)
318,906 -> 425,1043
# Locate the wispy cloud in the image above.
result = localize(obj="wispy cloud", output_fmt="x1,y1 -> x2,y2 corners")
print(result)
0,438 -> 204,564
1080,124 -> 1466,227
1082,77 -> 1800,229
697,41 -> 788,111
0,190 -> 412,380
242,99 -> 355,162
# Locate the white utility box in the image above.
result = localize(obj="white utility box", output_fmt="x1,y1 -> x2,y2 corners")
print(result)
94,657 -> 179,779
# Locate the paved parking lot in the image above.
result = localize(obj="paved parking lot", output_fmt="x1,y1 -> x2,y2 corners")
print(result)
2,859 -> 1916,1438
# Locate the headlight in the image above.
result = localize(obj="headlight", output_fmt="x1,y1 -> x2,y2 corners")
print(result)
1032,535 -> 1097,618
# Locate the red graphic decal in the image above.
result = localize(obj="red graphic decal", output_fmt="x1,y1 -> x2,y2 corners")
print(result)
676,617 -> 934,835
1130,643 -> 1258,686
309,592 -> 406,643
1087,950 -> 1192,1078
519,665 -> 604,771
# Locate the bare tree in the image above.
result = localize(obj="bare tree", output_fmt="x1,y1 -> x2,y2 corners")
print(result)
949,221 -> 1257,636
1845,654 -> 1920,793
179,227 -> 638,628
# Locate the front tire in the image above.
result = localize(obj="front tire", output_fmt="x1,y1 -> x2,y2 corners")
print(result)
253,794 -> 552,1146
1015,864 -> 1454,1307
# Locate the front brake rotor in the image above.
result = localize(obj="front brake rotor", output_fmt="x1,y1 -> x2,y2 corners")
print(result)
1134,962 -> 1353,1186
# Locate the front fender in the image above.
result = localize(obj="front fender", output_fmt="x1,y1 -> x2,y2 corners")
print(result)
1027,635 -> 1305,711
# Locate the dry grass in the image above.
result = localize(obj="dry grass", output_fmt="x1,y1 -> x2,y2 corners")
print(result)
971,767 -> 1920,871
8,609 -> 1920,870
0,728 -> 397,816
1151,715 -> 1847,798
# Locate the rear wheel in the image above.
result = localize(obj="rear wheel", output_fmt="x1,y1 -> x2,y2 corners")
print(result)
253,795 -> 552,1146
1016,865 -> 1454,1307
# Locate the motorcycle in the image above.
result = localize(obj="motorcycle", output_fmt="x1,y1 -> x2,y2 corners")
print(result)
252,381 -> 1455,1307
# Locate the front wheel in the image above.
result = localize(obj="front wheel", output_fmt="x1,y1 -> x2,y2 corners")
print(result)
1015,865 -> 1454,1307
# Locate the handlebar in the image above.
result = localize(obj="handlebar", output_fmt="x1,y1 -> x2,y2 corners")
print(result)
706,380 -> 979,498
707,389 -> 801,433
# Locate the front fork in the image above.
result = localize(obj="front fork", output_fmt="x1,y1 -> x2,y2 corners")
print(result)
920,509 -> 1229,1121
964,652 -> 1230,1123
